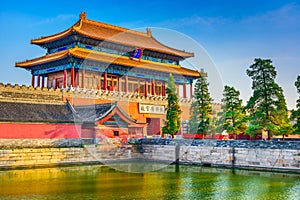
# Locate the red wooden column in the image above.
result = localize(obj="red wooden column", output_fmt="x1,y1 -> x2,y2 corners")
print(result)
183,84 -> 187,98
37,75 -> 41,88
103,72 -> 107,90
31,75 -> 35,87
81,70 -> 85,88
144,80 -> 148,97
63,69 -> 67,88
71,68 -> 75,87
117,76 -> 121,92
125,76 -> 128,92
75,71 -> 79,87
151,80 -> 155,95
162,82 -> 166,97
41,76 -> 45,88
190,82 -> 193,98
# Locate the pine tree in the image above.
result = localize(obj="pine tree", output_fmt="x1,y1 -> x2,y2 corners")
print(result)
207,112 -> 219,139
162,74 -> 182,137
291,75 -> 300,133
245,58 -> 291,139
189,75 -> 212,138
220,85 -> 247,139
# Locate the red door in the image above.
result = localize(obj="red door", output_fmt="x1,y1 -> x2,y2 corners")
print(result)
146,118 -> 161,136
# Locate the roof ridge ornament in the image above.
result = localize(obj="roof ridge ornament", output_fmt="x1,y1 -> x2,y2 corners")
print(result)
146,28 -> 152,37
74,12 -> 86,30
80,12 -> 87,20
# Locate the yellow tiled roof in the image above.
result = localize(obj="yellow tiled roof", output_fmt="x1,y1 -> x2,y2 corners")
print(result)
31,12 -> 194,58
16,47 -> 200,77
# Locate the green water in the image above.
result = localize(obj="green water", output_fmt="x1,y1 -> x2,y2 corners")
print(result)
0,164 -> 299,200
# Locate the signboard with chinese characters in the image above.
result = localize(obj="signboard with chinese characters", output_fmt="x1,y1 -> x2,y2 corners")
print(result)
133,48 -> 143,59
139,104 -> 165,114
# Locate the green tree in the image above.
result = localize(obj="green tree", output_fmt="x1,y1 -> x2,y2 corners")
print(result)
207,111 -> 219,139
162,73 -> 182,137
291,75 -> 300,133
189,75 -> 212,138
220,85 -> 247,139
245,58 -> 291,139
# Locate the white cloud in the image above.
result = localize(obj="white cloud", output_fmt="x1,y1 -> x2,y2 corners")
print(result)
150,3 -> 300,33
241,3 -> 300,28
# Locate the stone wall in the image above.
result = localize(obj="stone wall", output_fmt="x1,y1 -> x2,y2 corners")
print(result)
139,139 -> 300,149
0,147 -> 95,168
0,83 -> 62,104
136,145 -> 177,161
136,140 -> 300,172
0,82 -> 192,124
0,139 -> 299,172
0,82 -> 193,106
0,144 -> 133,169
135,144 -> 300,171
179,146 -> 300,170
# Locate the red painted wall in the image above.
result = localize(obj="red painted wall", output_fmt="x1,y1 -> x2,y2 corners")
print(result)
0,122 -> 82,138
94,128 -> 128,139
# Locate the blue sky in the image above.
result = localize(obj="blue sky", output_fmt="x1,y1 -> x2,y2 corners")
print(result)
0,0 -> 299,109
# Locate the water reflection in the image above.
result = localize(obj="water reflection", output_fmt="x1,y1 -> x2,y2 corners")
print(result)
106,160 -> 171,173
0,164 -> 299,199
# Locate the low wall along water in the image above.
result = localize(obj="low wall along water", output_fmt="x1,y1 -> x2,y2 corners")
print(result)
0,139 -> 299,172
138,140 -> 300,172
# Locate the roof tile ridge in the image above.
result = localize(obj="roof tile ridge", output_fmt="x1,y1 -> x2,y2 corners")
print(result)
84,18 -> 149,37
31,26 -> 74,43
61,48 -> 200,76
31,19 -> 81,44
148,35 -> 194,57
70,47 -> 186,69
180,66 -> 201,73
16,50 -> 69,65
65,100 -> 81,121
72,18 -> 83,31
94,103 -> 116,121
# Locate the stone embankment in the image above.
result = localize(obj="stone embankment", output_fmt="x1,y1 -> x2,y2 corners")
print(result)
0,143 -> 132,169
0,139 -> 299,172
138,139 -> 300,172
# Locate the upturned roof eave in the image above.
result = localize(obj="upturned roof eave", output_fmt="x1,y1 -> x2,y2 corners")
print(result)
29,14 -> 194,58
14,47 -> 200,77
15,50 -> 69,68
31,27 -> 75,45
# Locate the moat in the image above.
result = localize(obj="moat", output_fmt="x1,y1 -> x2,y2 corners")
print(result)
0,164 -> 299,200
